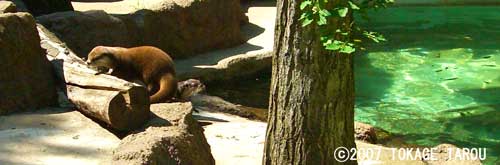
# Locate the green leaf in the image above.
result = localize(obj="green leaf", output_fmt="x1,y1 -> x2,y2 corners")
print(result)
348,1 -> 360,10
318,9 -> 331,17
299,12 -> 309,20
337,7 -> 349,17
340,45 -> 356,54
302,18 -> 313,27
299,12 -> 313,27
300,1 -> 312,10
320,36 -> 329,42
334,29 -> 349,35
317,15 -> 327,25
326,44 -> 341,51
324,40 -> 343,50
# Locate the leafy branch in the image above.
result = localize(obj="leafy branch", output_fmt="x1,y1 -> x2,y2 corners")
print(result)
299,0 -> 393,54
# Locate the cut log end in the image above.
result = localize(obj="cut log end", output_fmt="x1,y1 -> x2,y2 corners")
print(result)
68,85 -> 150,131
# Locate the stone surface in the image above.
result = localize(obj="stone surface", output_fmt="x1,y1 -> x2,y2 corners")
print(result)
194,110 -> 267,165
112,102 -> 215,165
0,1 -> 16,13
42,0 -> 246,59
354,121 -> 378,143
0,13 -> 58,115
0,108 -> 120,164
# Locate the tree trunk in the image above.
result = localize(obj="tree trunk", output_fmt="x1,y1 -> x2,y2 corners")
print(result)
263,0 -> 356,164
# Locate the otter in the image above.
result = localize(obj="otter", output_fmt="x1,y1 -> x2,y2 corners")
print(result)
177,79 -> 205,100
86,46 -> 176,103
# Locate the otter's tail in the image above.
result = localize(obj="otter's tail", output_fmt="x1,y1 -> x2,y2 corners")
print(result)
150,73 -> 177,103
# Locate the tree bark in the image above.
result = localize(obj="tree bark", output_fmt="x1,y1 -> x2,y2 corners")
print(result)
263,0 -> 356,164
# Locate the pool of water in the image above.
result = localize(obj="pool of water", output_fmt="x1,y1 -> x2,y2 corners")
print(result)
355,6 -> 500,164
209,6 -> 500,164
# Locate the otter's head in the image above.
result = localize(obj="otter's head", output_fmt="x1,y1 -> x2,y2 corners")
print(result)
86,46 -> 117,74
177,79 -> 206,100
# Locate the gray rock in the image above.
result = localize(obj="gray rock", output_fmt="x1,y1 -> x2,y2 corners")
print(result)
0,13 -> 58,115
112,102 -> 215,165
0,1 -> 16,13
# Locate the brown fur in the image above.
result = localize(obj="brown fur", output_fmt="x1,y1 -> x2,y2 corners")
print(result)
86,46 -> 177,103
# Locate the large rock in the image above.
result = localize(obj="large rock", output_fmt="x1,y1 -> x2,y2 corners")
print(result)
0,1 -> 17,13
37,0 -> 246,59
142,0 -> 245,58
177,50 -> 273,83
36,10 -> 135,58
112,102 -> 215,165
0,13 -> 58,115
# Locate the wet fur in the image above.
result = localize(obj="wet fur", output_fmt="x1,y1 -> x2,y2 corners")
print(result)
87,46 -> 177,103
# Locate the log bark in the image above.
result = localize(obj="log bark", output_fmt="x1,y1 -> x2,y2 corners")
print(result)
263,0 -> 356,164
38,25 -> 150,131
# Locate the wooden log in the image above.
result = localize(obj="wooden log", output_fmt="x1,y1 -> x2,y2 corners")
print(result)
38,24 -> 150,131
66,85 -> 149,130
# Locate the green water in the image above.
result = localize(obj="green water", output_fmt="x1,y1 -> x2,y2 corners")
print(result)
209,6 -> 500,164
355,6 -> 500,164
